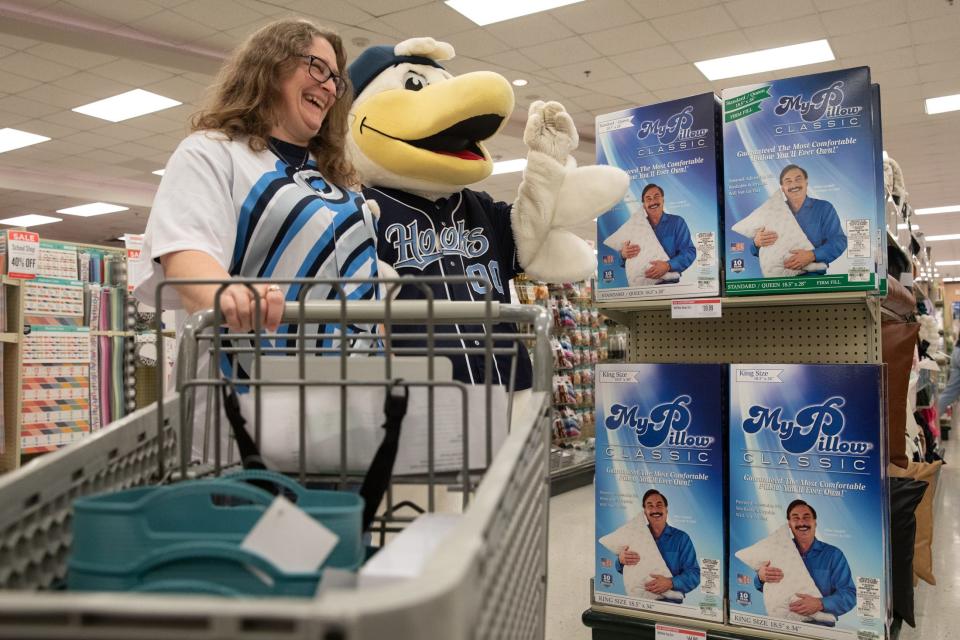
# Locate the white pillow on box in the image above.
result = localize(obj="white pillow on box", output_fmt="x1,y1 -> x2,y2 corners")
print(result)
730,192 -> 827,277
603,204 -> 680,287
735,525 -> 837,625
598,517 -> 683,602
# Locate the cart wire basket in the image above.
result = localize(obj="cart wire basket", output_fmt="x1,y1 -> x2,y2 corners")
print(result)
0,276 -> 553,640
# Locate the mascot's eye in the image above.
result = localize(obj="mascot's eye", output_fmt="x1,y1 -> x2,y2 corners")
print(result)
403,71 -> 427,91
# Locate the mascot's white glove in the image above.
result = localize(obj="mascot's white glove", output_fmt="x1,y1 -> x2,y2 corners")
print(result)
512,101 -> 628,283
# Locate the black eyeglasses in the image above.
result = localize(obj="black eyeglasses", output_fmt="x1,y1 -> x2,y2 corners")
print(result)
296,55 -> 347,99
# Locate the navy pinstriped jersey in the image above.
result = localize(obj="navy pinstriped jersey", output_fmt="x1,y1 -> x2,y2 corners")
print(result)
366,186 -> 533,391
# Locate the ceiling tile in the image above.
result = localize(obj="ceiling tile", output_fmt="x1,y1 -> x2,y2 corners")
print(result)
356,18 -> 407,39
909,14 -> 960,44
52,71 -> 134,99
916,61 -> 960,85
59,130 -> 129,150
839,46 -> 917,73
170,0 -> 266,30
344,0 -> 430,16
25,42 -> 118,70
821,0 -> 909,37
0,33 -> 38,50
904,0 -> 959,20
284,0 -> 373,23
15,119 -> 75,140
581,22 -> 665,57
447,29 -> 513,59
0,70 -> 41,93
486,14 -> 575,48
726,0 -> 816,28
106,141 -> 173,160
543,81 -> 594,99
634,63 -> 704,90
650,5 -> 737,40
480,50 -> 543,74
377,3 -> 475,37
76,148 -> 137,166
520,36 -> 600,68
653,83 -> 715,102
611,44 -> 686,75
142,75 -> 209,104
914,38 -> 960,65
0,95 -> 61,118
552,0 -> 644,34
581,75 -> 647,97
17,84 -> 98,110
39,110 -> 102,131
673,30 -> 750,62
871,67 -> 921,90
60,0 -> 162,22
830,23 -> 911,58
130,8 -> 220,43
2,52 -> 76,82
742,14 -> 827,49
626,0 -> 715,19
547,57 -> 626,85
87,59 -> 177,86
569,93 -> 628,111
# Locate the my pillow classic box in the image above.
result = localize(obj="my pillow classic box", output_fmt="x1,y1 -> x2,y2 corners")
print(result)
728,364 -> 889,640
722,67 -> 885,296
594,364 -> 725,622
595,94 -> 723,302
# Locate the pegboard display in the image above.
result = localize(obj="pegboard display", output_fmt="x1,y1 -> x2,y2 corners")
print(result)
627,300 -> 880,364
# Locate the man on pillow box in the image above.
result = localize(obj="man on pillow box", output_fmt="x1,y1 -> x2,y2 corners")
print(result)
755,500 -> 856,618
752,165 -> 847,275
615,489 -> 701,596
617,184 -> 696,282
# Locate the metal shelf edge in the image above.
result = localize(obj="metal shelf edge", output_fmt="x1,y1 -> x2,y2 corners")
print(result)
597,291 -> 877,311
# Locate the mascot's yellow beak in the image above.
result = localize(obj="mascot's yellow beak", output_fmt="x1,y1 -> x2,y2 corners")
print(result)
351,71 -> 514,187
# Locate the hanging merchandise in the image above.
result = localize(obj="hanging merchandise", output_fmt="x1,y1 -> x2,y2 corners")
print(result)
728,364 -> 888,640
723,67 -> 885,296
594,363 -> 726,623
595,93 -> 723,302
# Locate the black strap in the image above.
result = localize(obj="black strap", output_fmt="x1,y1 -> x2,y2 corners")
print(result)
359,382 -> 408,531
221,381 -> 409,532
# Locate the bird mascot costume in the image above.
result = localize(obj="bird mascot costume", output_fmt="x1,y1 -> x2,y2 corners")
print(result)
347,37 -> 628,403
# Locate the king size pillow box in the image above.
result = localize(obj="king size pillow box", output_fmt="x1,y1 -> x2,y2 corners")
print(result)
722,67 -> 886,296
728,364 -> 889,640
594,364 -> 725,622
595,93 -> 723,302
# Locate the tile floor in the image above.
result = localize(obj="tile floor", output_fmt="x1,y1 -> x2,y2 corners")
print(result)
546,437 -> 957,640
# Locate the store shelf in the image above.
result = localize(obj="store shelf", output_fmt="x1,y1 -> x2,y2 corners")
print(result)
583,604 -> 902,640
597,290 -> 878,312
887,228 -> 910,266
1,276 -> 22,287
550,446 -> 595,496
0,333 -> 18,344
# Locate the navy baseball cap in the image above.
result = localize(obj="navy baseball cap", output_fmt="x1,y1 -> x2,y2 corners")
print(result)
348,45 -> 445,97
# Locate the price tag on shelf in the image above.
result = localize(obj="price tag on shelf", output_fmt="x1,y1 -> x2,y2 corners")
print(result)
123,233 -> 145,293
6,230 -> 40,279
655,622 -> 706,640
671,298 -> 721,319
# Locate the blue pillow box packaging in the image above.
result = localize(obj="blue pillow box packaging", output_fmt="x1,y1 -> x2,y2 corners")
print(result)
728,364 -> 889,640
722,67 -> 886,296
594,364 -> 726,623
595,93 -> 723,302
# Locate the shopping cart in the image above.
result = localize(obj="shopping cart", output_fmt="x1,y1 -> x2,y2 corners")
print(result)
0,276 -> 553,640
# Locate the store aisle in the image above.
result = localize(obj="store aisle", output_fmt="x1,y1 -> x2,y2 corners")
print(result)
899,437 -> 958,640
547,436 -> 959,640
547,483 -> 594,640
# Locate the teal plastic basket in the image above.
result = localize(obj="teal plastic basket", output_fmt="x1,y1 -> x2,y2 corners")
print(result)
70,542 -> 321,598
68,471 -> 363,595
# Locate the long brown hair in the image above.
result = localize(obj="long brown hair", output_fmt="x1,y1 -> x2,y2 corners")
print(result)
192,19 -> 357,187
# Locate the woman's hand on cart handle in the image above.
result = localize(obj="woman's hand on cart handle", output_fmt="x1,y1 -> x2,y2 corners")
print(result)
160,250 -> 285,333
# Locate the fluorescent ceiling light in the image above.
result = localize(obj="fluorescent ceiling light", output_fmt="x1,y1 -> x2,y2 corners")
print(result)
0,214 -> 61,227
0,128 -> 50,154
925,234 -> 960,242
57,202 -> 129,217
72,89 -> 181,122
491,158 -> 527,175
896,223 -> 909,230
445,0 -> 584,26
152,169 -> 165,176
935,260 -> 960,266
695,39 -> 834,81
915,205 -> 960,215
944,277 -> 960,283
925,93 -> 960,115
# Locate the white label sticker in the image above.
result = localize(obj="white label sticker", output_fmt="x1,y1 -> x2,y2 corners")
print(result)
655,622 -> 706,640
7,230 -> 39,279
241,495 -> 339,574
699,557 -> 721,596
124,233 -> 145,293
856,575 -> 881,619
735,368 -> 784,383
846,219 -> 871,258
671,299 -> 721,319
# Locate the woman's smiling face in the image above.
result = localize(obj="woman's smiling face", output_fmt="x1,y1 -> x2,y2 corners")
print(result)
272,36 -> 340,146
